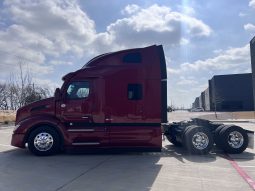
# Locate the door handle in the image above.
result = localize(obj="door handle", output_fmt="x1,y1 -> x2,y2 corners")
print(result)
82,116 -> 89,119
105,118 -> 113,121
61,104 -> 66,108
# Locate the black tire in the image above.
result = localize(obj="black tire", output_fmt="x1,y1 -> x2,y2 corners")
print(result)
166,125 -> 195,147
213,125 -> 226,148
182,125 -> 195,136
181,125 -> 200,141
183,126 -> 213,155
166,135 -> 182,147
28,126 -> 61,156
219,125 -> 248,154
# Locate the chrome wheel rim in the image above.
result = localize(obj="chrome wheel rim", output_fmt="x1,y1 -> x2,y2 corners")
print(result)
34,132 -> 54,151
228,131 -> 244,149
192,132 -> 209,150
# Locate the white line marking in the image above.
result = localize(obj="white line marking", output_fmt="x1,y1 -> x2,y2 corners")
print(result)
240,166 -> 255,168
0,144 -> 12,147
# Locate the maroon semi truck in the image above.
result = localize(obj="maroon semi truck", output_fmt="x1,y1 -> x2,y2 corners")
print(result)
11,45 -> 254,156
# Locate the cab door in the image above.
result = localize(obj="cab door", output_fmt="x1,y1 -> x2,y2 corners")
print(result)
59,81 -> 108,147
107,81 -> 154,147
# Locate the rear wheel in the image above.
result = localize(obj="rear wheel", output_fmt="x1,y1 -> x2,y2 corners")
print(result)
183,126 -> 213,154
219,125 -> 248,154
166,125 -> 195,147
214,124 -> 225,148
166,135 -> 182,146
28,126 -> 61,156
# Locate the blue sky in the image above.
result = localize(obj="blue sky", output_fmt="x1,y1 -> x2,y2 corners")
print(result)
0,0 -> 255,107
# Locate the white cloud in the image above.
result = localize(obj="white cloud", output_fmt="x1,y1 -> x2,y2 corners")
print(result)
100,4 -> 212,48
177,76 -> 198,85
213,49 -> 223,54
49,60 -> 73,66
167,67 -> 180,74
33,78 -> 54,85
4,0 -> 96,42
189,83 -> 208,94
249,0 -> 255,8
239,12 -> 247,17
166,56 -> 181,75
33,78 -> 60,93
177,89 -> 190,94
0,0 -> 96,76
180,45 -> 250,72
180,38 -> 190,45
178,6 -> 196,16
121,4 -> 140,15
244,23 -> 255,32
26,63 -> 54,75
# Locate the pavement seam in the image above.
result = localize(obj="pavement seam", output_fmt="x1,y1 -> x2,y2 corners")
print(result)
55,156 -> 113,191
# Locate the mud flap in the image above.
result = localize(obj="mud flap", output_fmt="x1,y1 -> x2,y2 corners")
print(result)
246,130 -> 254,149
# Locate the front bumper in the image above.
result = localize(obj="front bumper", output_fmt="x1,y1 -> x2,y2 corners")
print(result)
11,134 -> 25,148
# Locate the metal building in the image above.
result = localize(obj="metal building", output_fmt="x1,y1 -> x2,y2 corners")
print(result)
191,36 -> 255,111
209,73 -> 254,111
192,97 -> 200,109
204,88 -> 210,111
250,36 -> 255,109
199,95 -> 202,108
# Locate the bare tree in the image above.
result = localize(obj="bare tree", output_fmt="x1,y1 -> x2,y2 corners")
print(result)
0,84 -> 8,110
0,62 -> 51,110
24,83 -> 51,105
7,73 -> 21,110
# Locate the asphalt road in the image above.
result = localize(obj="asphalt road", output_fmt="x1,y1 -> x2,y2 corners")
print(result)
0,112 -> 255,191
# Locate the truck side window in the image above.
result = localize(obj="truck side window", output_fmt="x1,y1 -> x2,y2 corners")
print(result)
66,81 -> 90,99
128,84 -> 143,100
123,52 -> 142,63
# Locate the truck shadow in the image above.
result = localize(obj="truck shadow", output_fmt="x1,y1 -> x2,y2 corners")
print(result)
162,144 -> 217,163
1,149 -> 162,191
162,143 -> 255,163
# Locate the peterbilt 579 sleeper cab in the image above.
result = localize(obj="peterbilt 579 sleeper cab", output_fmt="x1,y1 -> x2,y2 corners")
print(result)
11,45 -> 254,156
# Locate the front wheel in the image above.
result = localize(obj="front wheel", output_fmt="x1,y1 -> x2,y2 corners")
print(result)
27,126 -> 61,156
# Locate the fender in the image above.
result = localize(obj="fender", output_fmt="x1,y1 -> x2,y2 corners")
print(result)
15,115 -> 71,147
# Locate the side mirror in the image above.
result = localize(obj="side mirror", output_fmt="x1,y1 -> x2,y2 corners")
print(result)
54,88 -> 61,101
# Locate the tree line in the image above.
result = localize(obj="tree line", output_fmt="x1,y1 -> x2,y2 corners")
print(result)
0,65 -> 51,110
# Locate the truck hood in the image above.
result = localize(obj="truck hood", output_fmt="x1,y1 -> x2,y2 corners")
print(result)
16,97 -> 55,125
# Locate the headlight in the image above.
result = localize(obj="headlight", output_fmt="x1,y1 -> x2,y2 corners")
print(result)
13,124 -> 20,132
